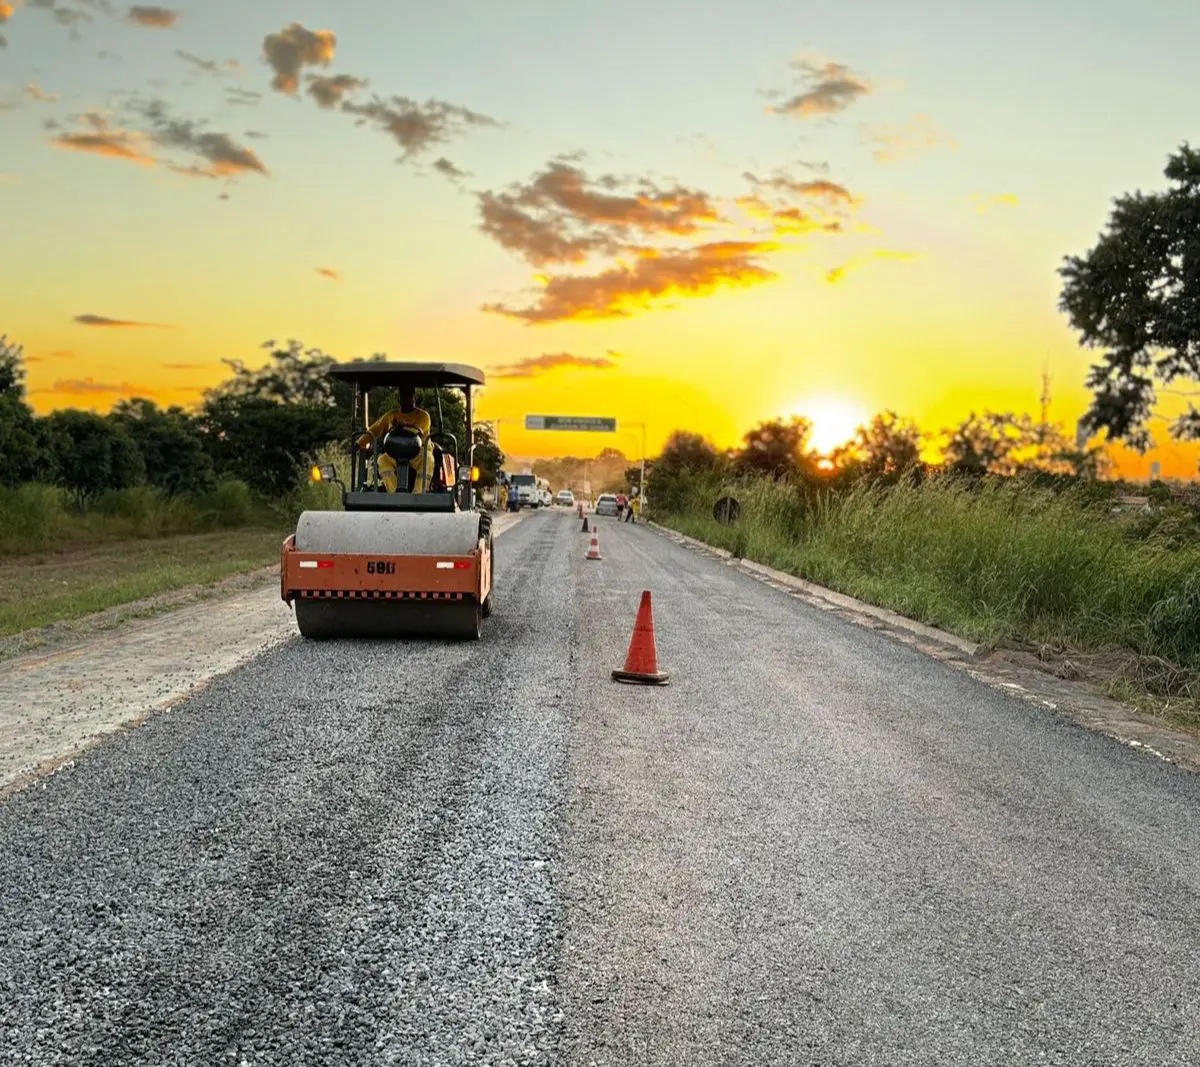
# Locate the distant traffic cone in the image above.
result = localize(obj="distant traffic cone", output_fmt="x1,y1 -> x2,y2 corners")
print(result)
612,591 -> 669,685
585,529 -> 602,560
581,515 -> 590,533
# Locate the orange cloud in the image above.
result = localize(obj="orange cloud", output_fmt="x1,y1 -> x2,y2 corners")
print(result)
307,73 -> 366,108
861,115 -> 957,163
127,5 -> 179,28
32,377 -> 152,395
479,161 -> 722,267
315,267 -> 340,282
491,352 -> 620,379
74,314 -> 173,328
825,249 -> 918,284
484,240 -> 778,324
262,22 -> 335,95
768,57 -> 871,119
52,121 -> 155,166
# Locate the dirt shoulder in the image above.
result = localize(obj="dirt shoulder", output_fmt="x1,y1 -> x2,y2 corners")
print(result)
0,510 -> 526,796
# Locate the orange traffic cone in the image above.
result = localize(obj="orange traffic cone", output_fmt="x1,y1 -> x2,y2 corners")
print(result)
585,530 -> 602,560
612,590 -> 669,685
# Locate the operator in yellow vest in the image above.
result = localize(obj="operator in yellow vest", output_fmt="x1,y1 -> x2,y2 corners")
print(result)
356,384 -> 435,493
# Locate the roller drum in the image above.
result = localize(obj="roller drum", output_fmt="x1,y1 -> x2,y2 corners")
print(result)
292,509 -> 486,640
294,510 -> 482,556
295,596 -> 481,640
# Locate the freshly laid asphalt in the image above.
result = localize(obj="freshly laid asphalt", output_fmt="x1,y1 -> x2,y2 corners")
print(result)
2,509 -> 1199,1065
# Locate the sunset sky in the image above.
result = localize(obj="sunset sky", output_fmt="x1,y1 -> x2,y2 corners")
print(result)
2,0 -> 1198,475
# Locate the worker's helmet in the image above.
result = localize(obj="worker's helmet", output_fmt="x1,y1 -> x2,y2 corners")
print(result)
380,427 -> 423,463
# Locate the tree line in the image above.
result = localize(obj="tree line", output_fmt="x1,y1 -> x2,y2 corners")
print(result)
0,339 -> 504,510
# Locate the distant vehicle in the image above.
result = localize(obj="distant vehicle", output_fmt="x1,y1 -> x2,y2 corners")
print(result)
538,488 -> 553,507
594,493 -> 619,517
556,489 -> 575,507
509,473 -> 539,509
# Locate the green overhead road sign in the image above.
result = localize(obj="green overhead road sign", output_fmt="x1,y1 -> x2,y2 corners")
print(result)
525,415 -> 617,432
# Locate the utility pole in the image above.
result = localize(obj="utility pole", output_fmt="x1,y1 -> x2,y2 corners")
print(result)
1039,363 -> 1052,448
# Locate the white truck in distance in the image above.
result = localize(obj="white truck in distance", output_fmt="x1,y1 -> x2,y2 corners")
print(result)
509,473 -> 539,509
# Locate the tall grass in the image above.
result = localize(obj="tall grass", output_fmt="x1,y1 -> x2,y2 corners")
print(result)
0,478 -> 270,556
661,473 -> 1200,669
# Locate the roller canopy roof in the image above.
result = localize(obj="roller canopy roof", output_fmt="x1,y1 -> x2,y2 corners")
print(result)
327,361 -> 486,388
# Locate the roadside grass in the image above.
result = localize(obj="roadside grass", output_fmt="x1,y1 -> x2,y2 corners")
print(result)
0,528 -> 285,637
0,480 -> 268,556
657,473 -> 1200,730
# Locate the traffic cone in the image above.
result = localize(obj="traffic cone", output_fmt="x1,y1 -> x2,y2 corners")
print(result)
612,590 -> 669,685
581,515 -> 590,533
585,529 -> 602,560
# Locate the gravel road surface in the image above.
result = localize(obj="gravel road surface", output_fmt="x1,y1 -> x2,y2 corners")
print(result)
3,509 -> 1200,1066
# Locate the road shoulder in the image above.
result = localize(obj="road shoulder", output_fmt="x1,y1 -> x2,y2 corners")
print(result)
0,510 -> 526,797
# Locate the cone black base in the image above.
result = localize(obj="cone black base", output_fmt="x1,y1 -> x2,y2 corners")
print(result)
611,668 -> 670,685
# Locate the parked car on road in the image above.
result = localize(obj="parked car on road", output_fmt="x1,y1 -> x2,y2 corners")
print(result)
594,493 -> 619,517
556,489 -> 575,507
538,488 -> 553,508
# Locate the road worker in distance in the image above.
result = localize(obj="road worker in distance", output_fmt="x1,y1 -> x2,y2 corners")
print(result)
356,384 -> 435,493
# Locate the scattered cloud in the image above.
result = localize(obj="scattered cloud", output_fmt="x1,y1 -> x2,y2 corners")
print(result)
825,249 -> 918,284
127,5 -> 177,28
315,267 -> 340,282
342,94 -> 499,159
24,81 -> 59,102
740,168 -> 860,237
49,348 -> 73,356
432,157 -> 468,181
0,172 -> 19,184
491,352 -> 620,379
73,313 -> 172,327
861,115 -> 956,163
744,169 -> 857,205
176,50 -> 238,75
262,22 -> 336,95
136,99 -> 268,178
51,113 -> 155,166
161,362 -> 205,370
33,377 -> 152,395
243,129 -> 267,139
767,56 -> 871,119
971,192 -> 1019,214
307,72 -> 366,108
484,240 -> 778,324
226,87 -> 262,106
478,161 -> 722,267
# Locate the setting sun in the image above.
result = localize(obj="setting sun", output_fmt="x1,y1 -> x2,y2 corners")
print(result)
791,397 -> 869,455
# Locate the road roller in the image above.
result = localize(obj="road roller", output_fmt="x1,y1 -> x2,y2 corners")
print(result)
280,361 -> 493,640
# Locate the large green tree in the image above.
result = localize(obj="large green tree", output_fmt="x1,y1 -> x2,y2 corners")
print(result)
41,409 -> 145,509
110,398 -> 215,496
1059,143 -> 1200,453
734,416 -> 818,480
831,410 -> 923,484
0,335 -> 41,486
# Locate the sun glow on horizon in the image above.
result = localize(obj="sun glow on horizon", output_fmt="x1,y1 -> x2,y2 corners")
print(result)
790,396 -> 869,455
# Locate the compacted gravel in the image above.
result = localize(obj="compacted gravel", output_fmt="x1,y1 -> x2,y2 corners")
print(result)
0,513 -> 574,1066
